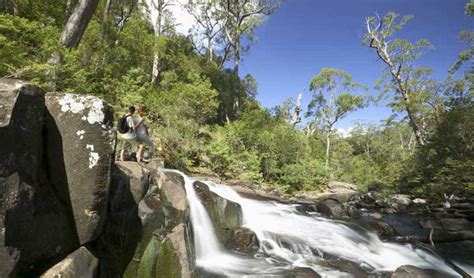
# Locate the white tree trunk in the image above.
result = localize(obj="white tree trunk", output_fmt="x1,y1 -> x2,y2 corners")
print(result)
325,132 -> 331,171
59,0 -> 100,49
151,54 -> 159,83
289,93 -> 303,126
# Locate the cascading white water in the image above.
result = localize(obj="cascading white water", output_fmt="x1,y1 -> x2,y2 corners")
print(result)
205,182 -> 463,277
163,169 -> 462,277
164,169 -> 294,277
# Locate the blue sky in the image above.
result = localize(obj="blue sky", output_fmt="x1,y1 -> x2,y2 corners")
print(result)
238,0 -> 473,131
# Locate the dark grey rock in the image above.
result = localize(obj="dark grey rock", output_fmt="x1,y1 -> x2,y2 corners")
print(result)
420,218 -> 443,230
124,191 -> 165,276
193,181 -> 242,245
391,265 -> 446,278
229,228 -> 259,255
45,93 -> 115,245
318,199 -> 347,219
0,79 -> 79,276
88,164 -> 143,277
115,161 -> 150,203
431,230 -> 474,242
386,194 -> 412,211
355,219 -> 398,239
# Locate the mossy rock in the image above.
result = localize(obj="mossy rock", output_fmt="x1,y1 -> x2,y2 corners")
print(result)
135,237 -> 160,278
155,239 -> 181,278
125,229 -> 187,278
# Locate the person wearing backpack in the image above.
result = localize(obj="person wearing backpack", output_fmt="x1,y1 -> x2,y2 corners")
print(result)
135,107 -> 156,162
118,106 -> 141,161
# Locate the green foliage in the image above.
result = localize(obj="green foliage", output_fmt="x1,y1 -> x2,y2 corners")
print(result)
0,14 -> 59,77
402,105 -> 474,198
205,107 -> 327,193
2,2 -> 472,201
307,68 -> 366,131
0,0 -> 67,27
206,125 -> 262,183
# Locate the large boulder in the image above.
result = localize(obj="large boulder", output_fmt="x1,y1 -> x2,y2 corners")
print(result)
159,172 -> 189,227
41,247 -> 98,278
45,93 -> 115,245
193,181 -> 242,245
131,224 -> 193,278
115,161 -> 150,203
88,163 -> 143,277
391,265 -> 446,278
318,199 -> 347,219
0,79 -> 79,276
162,223 -> 193,278
386,194 -> 412,211
124,179 -> 166,276
354,219 -> 398,239
228,228 -> 259,255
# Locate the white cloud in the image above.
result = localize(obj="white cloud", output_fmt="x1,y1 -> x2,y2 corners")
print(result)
145,0 -> 196,35
168,0 -> 196,35
336,127 -> 353,138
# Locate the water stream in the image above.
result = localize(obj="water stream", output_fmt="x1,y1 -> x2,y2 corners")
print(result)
163,169 -> 462,277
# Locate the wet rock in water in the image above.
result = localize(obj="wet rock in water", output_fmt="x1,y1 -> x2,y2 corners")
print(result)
355,219 -> 398,239
194,181 -> 242,245
272,267 -> 321,278
0,79 -> 79,276
88,163 -> 142,277
386,194 -> 412,211
431,230 -> 474,242
41,247 -> 98,278
382,214 -> 430,240
420,217 -> 474,231
195,267 -> 227,277
45,92 -> 115,245
420,218 -> 443,230
434,240 -> 474,275
318,199 -> 347,219
391,265 -> 446,277
231,185 -> 292,203
323,259 -> 369,277
115,161 -> 150,202
229,228 -> 259,255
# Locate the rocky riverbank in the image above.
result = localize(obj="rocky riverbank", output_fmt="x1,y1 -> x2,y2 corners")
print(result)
1,79 -> 472,277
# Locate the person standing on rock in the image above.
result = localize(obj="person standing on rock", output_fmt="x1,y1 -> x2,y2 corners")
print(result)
119,106 -> 141,161
136,107 -> 156,162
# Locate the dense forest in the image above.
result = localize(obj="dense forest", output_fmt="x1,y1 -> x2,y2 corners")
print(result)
0,0 -> 472,200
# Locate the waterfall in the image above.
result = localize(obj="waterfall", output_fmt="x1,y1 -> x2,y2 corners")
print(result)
163,170 -> 461,277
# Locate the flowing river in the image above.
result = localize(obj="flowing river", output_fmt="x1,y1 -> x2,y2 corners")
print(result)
163,169 -> 462,277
